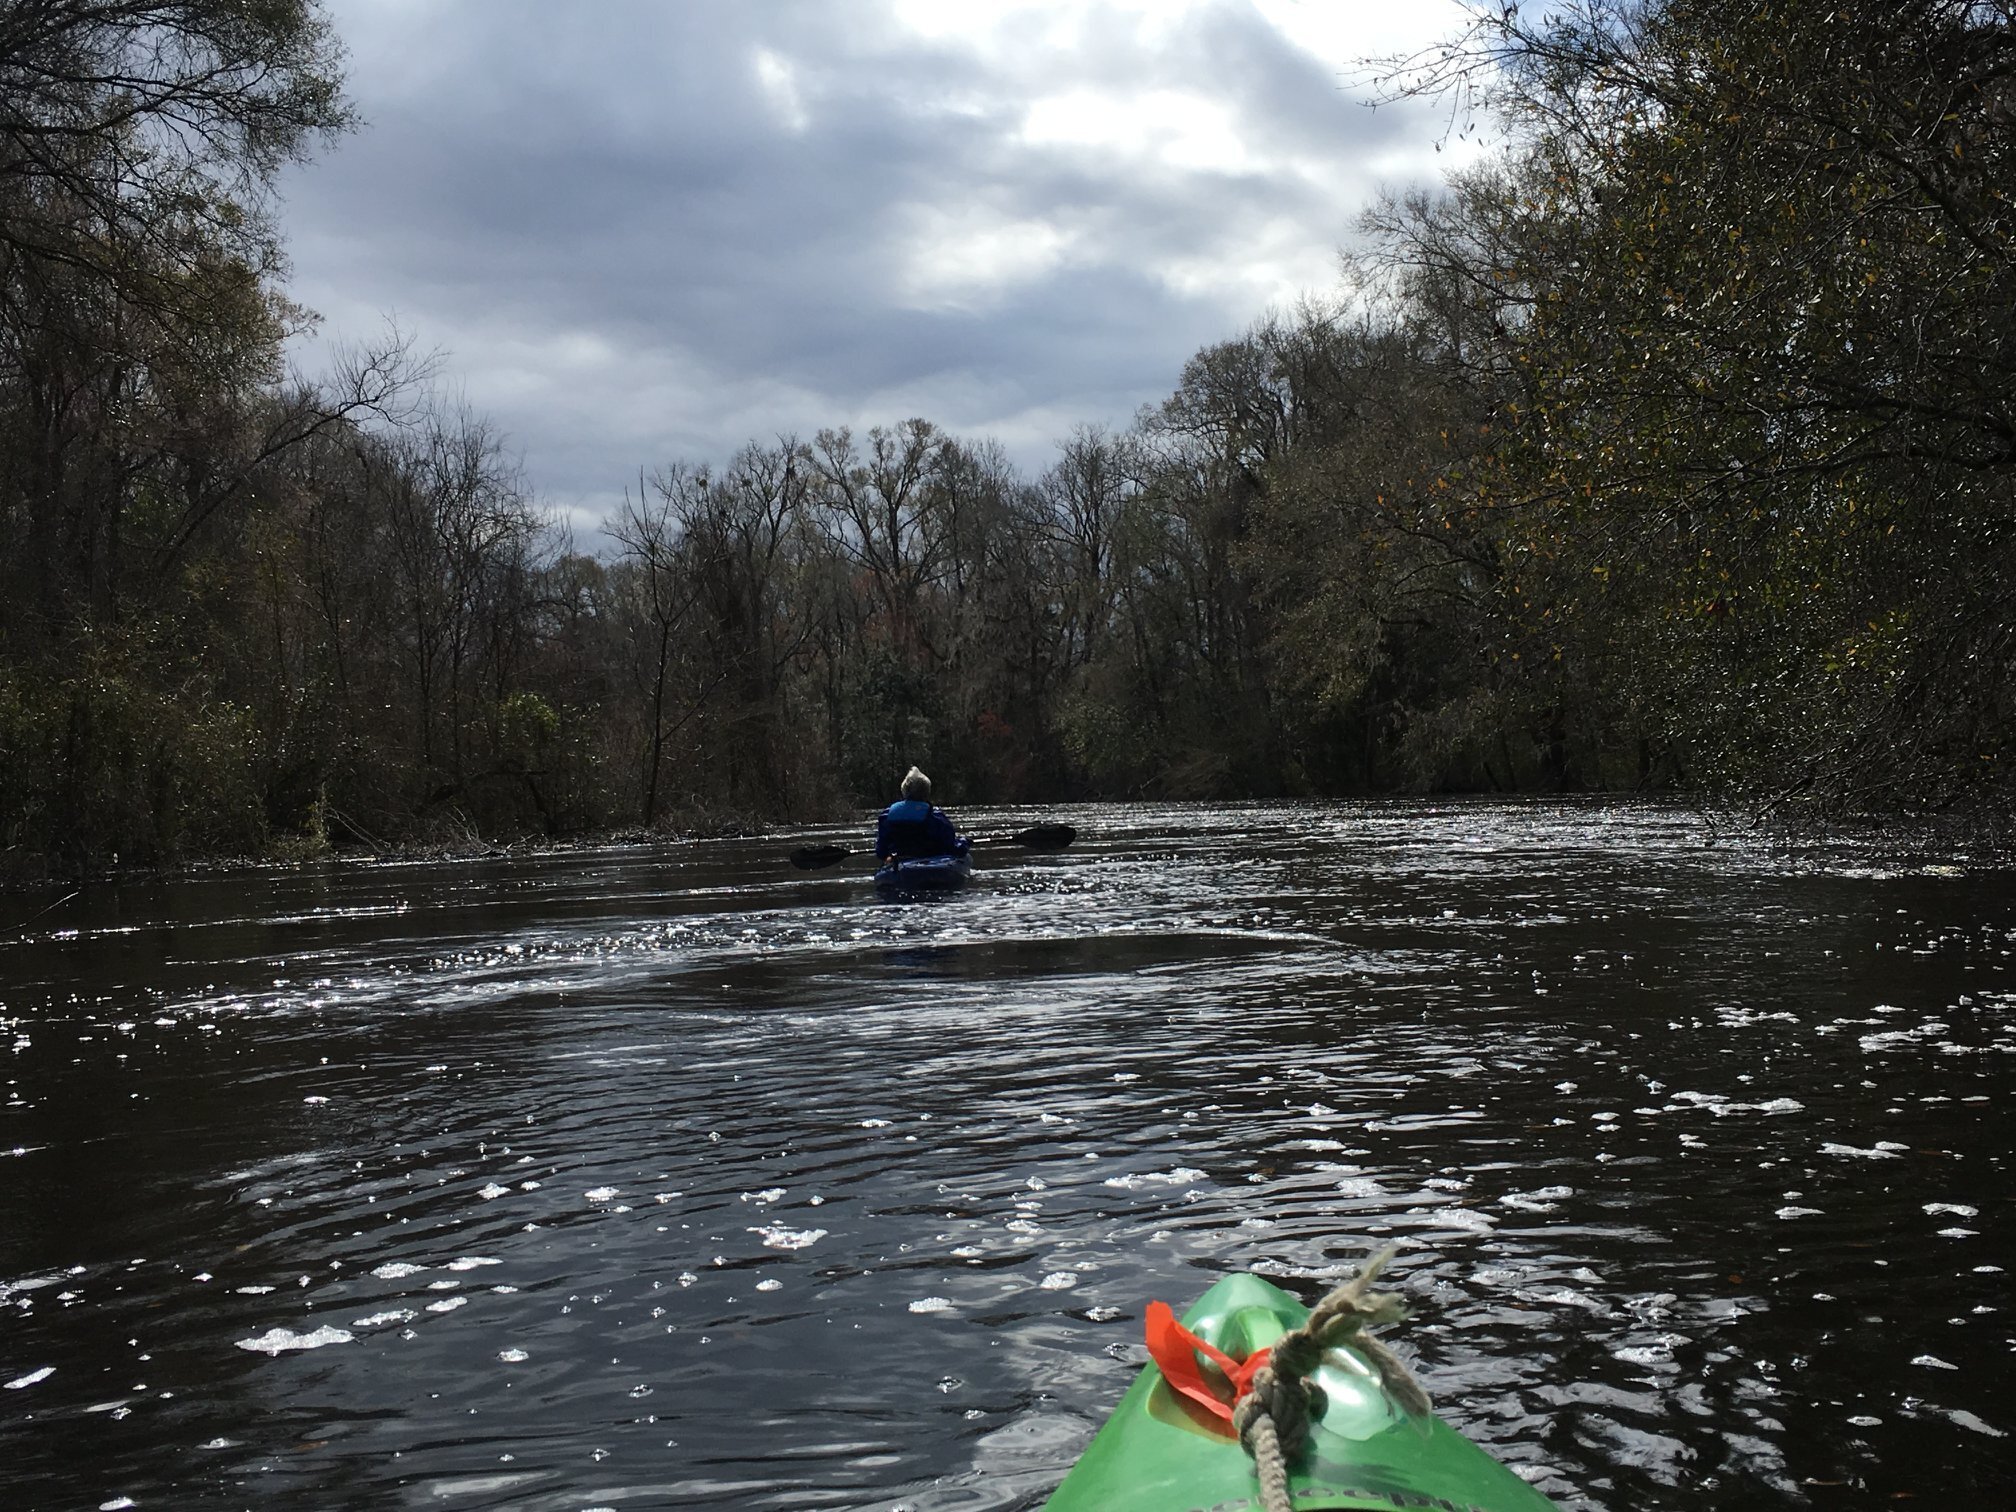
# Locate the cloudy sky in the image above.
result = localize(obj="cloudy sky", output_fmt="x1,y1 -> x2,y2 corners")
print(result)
277,0 -> 1476,532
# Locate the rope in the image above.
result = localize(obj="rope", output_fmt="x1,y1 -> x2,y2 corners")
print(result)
1229,1246 -> 1430,1512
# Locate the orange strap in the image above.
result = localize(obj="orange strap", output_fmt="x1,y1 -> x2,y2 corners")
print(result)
1144,1300 -> 1272,1421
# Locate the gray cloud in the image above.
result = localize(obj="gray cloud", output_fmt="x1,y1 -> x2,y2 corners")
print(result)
279,0 -> 1469,528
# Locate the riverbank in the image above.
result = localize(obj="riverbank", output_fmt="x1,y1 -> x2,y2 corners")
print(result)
0,807 -> 824,895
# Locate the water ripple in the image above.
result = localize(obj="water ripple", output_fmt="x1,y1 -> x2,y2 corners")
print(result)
2,799 -> 2011,1508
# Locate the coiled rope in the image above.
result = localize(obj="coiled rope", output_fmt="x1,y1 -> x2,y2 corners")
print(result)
1229,1247 -> 1431,1512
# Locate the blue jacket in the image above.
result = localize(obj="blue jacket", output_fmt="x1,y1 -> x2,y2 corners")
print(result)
876,799 -> 967,860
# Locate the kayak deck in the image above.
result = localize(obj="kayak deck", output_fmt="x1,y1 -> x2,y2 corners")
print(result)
872,851 -> 972,892
1042,1272 -> 1559,1512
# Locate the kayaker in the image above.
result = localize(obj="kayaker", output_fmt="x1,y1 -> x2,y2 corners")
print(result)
876,767 -> 969,862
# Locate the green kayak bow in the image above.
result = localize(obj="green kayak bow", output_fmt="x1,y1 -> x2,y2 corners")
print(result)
1041,1272 -> 1561,1512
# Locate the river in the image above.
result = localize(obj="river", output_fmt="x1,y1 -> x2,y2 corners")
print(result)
2,798 -> 2010,1510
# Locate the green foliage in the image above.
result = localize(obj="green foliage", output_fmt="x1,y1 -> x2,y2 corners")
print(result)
1058,692 -> 1151,796
0,641 -> 270,870
1371,0 -> 2016,813
498,692 -> 561,758
171,700 -> 270,856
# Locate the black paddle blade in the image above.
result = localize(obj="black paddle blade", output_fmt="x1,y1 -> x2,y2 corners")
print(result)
789,843 -> 854,870
1012,823 -> 1075,850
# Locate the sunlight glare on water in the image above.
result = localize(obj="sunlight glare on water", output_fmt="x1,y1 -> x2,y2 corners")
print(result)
1,798 -> 2012,1510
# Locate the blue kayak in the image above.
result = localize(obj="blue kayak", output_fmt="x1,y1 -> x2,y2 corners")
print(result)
873,852 -> 972,892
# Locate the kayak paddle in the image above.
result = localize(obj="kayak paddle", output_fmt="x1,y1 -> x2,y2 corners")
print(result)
975,822 -> 1076,850
788,822 -> 1076,870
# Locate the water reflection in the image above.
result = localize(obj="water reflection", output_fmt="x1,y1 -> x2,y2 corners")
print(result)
2,799 -> 2011,1509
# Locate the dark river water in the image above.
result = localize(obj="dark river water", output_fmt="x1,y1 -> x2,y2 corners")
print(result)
2,799 -> 2011,1511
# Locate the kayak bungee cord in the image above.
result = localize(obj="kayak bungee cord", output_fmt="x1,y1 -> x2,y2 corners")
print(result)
1053,1263 -> 1557,1511
1145,1247 -> 1431,1512
1236,1248 -> 1429,1512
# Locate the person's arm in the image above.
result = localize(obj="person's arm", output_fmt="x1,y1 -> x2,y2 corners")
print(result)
930,807 -> 962,852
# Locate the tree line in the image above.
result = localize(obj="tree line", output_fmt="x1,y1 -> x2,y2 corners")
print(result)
3,0 -> 2010,876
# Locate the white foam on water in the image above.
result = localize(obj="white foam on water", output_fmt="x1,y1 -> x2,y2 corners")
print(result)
1696,1097 -> 1805,1116
1102,1167 -> 1207,1189
909,1297 -> 954,1313
426,1296 -> 467,1313
1612,1333 -> 1686,1367
1530,1288 -> 1609,1313
445,1257 -> 500,1271
5,1365 -> 53,1389
1911,1354 -> 1958,1370
1039,1271 -> 1078,1290
235,1325 -> 353,1355
372,1262 -> 427,1279
1501,1185 -> 1573,1212
351,1310 -> 417,1327
749,1225 -> 827,1250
